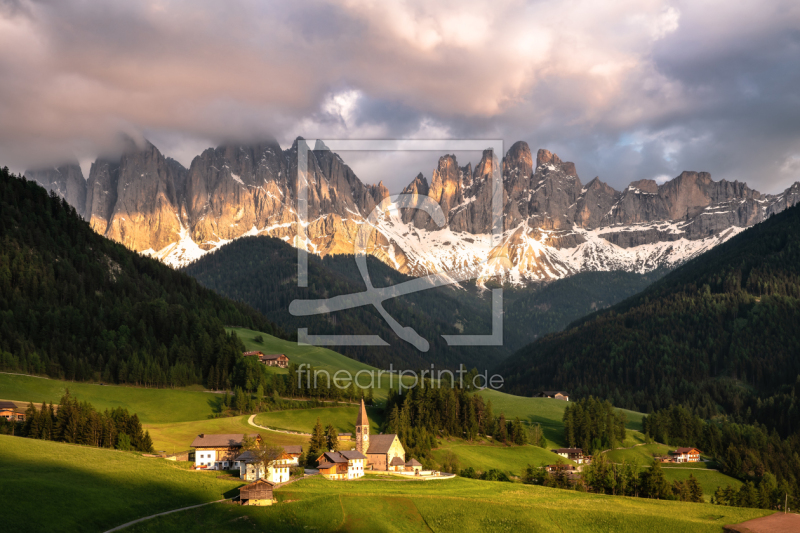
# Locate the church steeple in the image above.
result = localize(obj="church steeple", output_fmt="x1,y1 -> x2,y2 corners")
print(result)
356,398 -> 369,454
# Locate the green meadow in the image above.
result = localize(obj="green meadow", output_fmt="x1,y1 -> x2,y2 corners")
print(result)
0,372 -> 218,424
0,435 -> 243,533
125,476 -> 770,533
145,414 -> 308,455
253,405 -> 383,435
231,327 -> 446,401
432,438 -> 574,475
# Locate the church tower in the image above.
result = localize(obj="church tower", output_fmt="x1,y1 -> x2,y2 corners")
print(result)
356,398 -> 369,454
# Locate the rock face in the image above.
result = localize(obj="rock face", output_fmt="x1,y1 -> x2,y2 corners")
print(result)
26,164 -> 87,215
32,138 -> 800,285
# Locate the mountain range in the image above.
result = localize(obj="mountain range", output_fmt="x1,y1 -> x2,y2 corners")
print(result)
26,138 -> 800,285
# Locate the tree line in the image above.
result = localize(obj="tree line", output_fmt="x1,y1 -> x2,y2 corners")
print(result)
643,404 -> 799,510
0,390 -> 153,453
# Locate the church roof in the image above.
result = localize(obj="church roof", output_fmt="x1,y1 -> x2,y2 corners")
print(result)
356,399 -> 368,426
366,434 -> 399,454
389,456 -> 405,466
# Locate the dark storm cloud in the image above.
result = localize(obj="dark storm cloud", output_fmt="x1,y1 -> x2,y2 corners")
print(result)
0,0 -> 798,194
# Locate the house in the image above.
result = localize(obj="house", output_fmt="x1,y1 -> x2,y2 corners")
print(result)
238,478 -> 274,506
0,401 -> 25,422
338,432 -> 352,441
405,458 -> 423,474
355,399 -> 405,471
191,433 -> 261,470
236,449 -> 294,484
243,351 -> 290,368
545,464 -> 578,474
282,445 -> 303,465
316,450 -> 367,480
669,447 -> 701,463
551,448 -> 585,464
534,391 -> 569,401
260,354 -> 290,368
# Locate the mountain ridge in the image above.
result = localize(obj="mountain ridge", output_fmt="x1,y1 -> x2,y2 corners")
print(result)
25,139 -> 800,285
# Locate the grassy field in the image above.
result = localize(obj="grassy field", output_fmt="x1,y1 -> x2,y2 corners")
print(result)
231,327 -> 426,401
604,443 -> 673,465
253,405 -> 383,435
0,373 -> 221,424
145,414 -> 308,455
476,389 -> 646,448
126,476 -> 770,533
659,468 -> 743,502
0,435 -> 244,533
432,438 -> 574,475
601,444 -> 741,501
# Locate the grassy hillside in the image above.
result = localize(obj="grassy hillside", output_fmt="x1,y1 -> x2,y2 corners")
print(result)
477,389 -> 646,447
145,415 -> 307,454
432,439 -> 573,475
126,476 -> 770,533
253,405 -> 383,435
0,373 -> 219,424
232,326 -> 440,401
0,435 -> 243,533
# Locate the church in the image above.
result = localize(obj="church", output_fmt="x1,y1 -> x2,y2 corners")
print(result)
355,399 -> 406,471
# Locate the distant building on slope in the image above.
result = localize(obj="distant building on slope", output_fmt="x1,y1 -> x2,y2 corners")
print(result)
0,401 -> 25,422
242,351 -> 290,368
669,447 -> 702,463
551,448 -> 585,464
534,391 -> 569,401
355,399 -> 405,471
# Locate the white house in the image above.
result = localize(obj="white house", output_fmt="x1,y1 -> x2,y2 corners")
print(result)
191,433 -> 261,470
670,447 -> 701,463
236,445 -> 302,484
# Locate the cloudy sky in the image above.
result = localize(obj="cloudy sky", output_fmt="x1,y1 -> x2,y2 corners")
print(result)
1,0 -> 799,193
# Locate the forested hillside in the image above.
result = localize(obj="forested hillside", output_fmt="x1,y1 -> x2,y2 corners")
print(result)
0,167 -> 284,387
183,234 -> 661,369
184,235 -> 498,369
498,203 -> 800,436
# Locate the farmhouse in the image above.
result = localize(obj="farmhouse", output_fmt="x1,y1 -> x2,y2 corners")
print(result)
0,401 -> 25,422
551,448 -> 585,464
534,391 -> 569,401
355,399 -> 405,471
191,433 -> 261,470
238,478 -> 274,506
338,432 -> 352,441
237,450 -> 292,484
669,447 -> 701,463
243,351 -> 289,368
283,445 -> 303,464
316,450 -> 367,480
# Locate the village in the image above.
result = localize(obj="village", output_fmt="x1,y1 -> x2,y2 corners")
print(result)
176,351 -> 707,506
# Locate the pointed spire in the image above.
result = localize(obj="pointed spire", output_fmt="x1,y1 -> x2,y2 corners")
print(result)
356,398 -> 368,426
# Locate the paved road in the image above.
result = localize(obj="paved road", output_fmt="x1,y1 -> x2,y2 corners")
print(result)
248,414 -> 311,436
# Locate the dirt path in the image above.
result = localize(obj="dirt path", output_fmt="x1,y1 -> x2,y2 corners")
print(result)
103,499 -> 230,532
247,414 -> 311,436
725,513 -> 800,532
